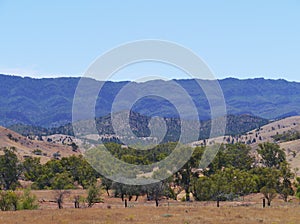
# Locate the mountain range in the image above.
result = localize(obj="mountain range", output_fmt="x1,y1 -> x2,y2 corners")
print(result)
1,74 -> 299,128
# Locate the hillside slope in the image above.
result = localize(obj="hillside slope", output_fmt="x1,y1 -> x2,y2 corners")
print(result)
0,126 -> 80,163
192,116 -> 300,174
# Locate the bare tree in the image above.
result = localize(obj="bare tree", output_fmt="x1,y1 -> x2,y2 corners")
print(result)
54,190 -> 70,209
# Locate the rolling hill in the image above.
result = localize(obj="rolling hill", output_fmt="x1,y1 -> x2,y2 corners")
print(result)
192,116 -> 300,175
0,126 -> 80,163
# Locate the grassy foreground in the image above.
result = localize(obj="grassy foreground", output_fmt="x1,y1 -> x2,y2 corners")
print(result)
0,206 -> 300,224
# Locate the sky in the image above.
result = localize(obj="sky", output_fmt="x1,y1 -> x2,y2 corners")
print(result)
0,1 -> 299,81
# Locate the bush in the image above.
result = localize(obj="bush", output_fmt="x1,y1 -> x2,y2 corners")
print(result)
0,190 -> 19,211
86,184 -> 102,207
17,189 -> 38,210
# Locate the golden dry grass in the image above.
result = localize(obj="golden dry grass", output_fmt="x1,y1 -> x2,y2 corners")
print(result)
0,126 -> 80,163
0,190 -> 299,224
1,205 -> 300,224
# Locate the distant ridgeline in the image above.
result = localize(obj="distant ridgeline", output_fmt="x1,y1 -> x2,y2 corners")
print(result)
2,74 -> 298,135
9,111 -> 268,143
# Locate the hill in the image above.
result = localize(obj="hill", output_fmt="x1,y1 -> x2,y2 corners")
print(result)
192,116 -> 300,174
1,74 -> 300,127
0,126 -> 80,163
9,112 -> 269,143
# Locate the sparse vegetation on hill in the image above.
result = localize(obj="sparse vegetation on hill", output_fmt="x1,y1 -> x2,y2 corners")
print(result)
9,112 -> 268,143
272,130 -> 300,142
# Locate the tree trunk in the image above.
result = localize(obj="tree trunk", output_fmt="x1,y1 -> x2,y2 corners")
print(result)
186,192 -> 190,202
58,200 -> 63,209
155,199 -> 159,207
124,199 -> 127,208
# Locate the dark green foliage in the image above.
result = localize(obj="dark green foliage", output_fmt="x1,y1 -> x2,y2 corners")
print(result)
22,157 -> 42,181
31,155 -> 98,190
51,172 -> 75,190
191,176 -> 215,201
205,143 -> 254,175
272,130 -> 300,142
257,142 -> 286,168
277,162 -> 294,202
0,141 -> 296,207
104,142 -> 177,165
0,147 -> 22,190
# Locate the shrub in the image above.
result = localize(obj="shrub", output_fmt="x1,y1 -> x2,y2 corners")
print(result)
0,190 -> 19,211
17,189 -> 38,210
86,184 -> 102,207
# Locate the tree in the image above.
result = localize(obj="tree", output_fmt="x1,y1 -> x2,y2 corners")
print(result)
258,168 -> 279,206
86,184 -> 102,207
54,190 -> 70,209
52,171 -> 75,190
223,168 -> 256,199
0,147 -> 22,190
191,176 -> 215,201
210,169 -> 234,206
145,181 -> 170,207
277,162 -> 294,202
260,186 -> 277,206
174,146 -> 203,201
223,143 -> 254,170
257,143 -> 286,168
22,157 -> 42,182
101,177 -> 112,196
73,195 -> 84,208
112,182 -> 141,202
60,155 -> 98,188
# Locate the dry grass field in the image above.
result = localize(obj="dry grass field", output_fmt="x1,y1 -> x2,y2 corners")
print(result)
0,190 -> 300,224
1,204 -> 300,224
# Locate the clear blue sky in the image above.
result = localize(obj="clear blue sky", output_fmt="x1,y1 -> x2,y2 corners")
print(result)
0,0 -> 299,81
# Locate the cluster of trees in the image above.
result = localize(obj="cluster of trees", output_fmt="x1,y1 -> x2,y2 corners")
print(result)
0,141 -> 299,210
188,142 -> 295,206
0,147 -> 99,191
89,142 -> 298,207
